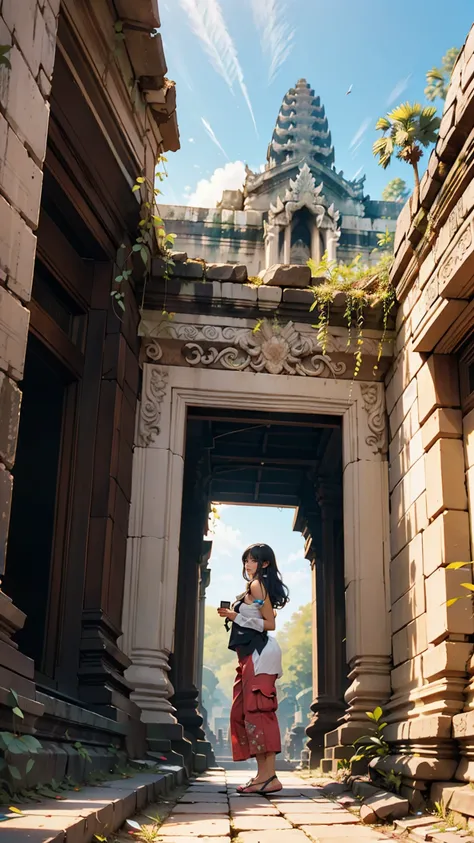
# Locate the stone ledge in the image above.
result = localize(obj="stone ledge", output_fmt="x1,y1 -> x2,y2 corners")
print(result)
2,767 -> 185,842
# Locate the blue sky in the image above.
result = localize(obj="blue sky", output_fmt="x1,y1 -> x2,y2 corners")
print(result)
159,1 -> 472,207
205,505 -> 310,622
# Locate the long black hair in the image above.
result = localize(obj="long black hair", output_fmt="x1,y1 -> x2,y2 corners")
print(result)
241,543 -> 289,609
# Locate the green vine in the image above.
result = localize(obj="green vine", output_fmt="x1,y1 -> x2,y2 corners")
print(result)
111,155 -> 176,318
308,251 -> 395,376
0,689 -> 41,796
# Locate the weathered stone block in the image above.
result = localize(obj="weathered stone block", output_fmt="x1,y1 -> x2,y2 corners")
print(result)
391,491 -> 428,559
389,429 -> 423,492
392,579 -> 426,633
425,566 -> 474,644
425,439 -> 467,520
392,615 -> 427,666
257,285 -> 282,308
362,792 -> 409,821
262,264 -> 311,288
417,355 -> 460,425
205,264 -> 247,281
2,46 -> 50,164
221,282 -> 257,302
391,534 -> 423,603
448,788 -> 474,818
0,372 -> 21,469
422,509 -> 471,578
282,288 -> 314,304
453,709 -> 474,740
390,403 -> 420,464
0,286 -> 30,379
0,193 -> 37,301
391,454 -> 426,522
389,377 -> 418,438
422,641 -> 472,680
422,408 -> 462,452
391,654 -> 423,692
412,298 -> 468,354
2,126 -> 43,227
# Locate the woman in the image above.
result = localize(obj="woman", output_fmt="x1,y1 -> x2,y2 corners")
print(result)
217,543 -> 289,795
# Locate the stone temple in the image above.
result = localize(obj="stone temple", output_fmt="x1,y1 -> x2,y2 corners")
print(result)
161,78 -> 400,273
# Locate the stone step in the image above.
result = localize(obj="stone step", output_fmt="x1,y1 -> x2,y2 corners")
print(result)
1,765 -> 186,842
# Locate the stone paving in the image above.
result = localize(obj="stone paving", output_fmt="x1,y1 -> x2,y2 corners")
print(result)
124,769 -> 398,843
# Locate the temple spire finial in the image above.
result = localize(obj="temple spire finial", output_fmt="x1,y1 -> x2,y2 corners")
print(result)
267,79 -> 335,170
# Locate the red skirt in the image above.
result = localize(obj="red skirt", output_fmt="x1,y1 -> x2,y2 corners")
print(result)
230,653 -> 281,761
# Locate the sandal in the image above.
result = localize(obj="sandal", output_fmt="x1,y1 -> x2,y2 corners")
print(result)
236,777 -> 257,793
237,774 -> 282,796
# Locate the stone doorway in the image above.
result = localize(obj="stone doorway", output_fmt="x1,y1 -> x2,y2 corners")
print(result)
122,364 -> 392,771
172,407 -> 347,767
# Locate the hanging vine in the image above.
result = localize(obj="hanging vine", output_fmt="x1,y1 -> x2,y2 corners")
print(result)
308,250 -> 395,376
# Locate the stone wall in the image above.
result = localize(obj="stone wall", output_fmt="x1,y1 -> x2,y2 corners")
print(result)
379,24 -> 474,800
0,0 -> 58,574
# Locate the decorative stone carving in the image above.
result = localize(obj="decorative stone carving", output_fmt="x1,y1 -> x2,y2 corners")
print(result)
138,366 -> 168,446
360,382 -> 387,454
145,339 -> 163,361
140,319 -> 384,359
269,163 -> 327,228
438,222 -> 473,292
182,319 -> 346,378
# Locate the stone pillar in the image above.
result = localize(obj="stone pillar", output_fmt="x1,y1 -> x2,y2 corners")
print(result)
311,221 -> 322,265
322,383 -> 391,765
195,545 -> 212,701
283,224 -> 291,264
0,0 -> 58,725
122,364 -> 187,754
264,221 -> 279,268
303,483 -> 347,768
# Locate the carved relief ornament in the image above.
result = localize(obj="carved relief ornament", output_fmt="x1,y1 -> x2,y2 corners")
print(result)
360,382 -> 387,454
138,365 -> 168,446
181,319 -> 347,378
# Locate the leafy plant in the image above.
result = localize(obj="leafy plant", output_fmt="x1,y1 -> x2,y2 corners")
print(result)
73,741 -> 92,764
350,706 -> 390,763
112,156 -> 177,317
126,818 -> 161,841
0,690 -> 42,790
425,47 -> 460,102
379,768 -> 402,794
444,561 -> 474,607
381,178 -> 409,203
373,102 -> 440,199
308,251 -> 395,376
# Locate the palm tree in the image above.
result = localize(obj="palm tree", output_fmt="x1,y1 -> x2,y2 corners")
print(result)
425,47 -> 459,102
373,102 -> 440,201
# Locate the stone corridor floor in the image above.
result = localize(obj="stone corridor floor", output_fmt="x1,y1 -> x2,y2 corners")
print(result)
123,768 -> 399,843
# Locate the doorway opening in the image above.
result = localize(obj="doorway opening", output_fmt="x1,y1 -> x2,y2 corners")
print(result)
172,405 -> 347,766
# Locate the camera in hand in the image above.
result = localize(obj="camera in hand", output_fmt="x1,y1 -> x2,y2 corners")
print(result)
220,601 -> 231,609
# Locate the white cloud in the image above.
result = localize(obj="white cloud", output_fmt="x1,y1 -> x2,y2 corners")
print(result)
184,185 -> 191,191
207,517 -> 242,558
179,0 -> 258,134
351,165 -> 364,180
250,0 -> 295,84
188,137 -> 195,143
287,549 -> 306,566
201,117 -> 229,160
349,117 -> 372,153
187,160 -> 246,208
387,74 -> 412,106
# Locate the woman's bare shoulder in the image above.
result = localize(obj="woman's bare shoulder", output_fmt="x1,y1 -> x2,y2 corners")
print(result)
249,579 -> 267,600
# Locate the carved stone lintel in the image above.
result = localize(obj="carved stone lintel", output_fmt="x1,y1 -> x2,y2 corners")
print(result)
138,366 -> 168,446
182,319 -> 347,378
360,382 -> 387,454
